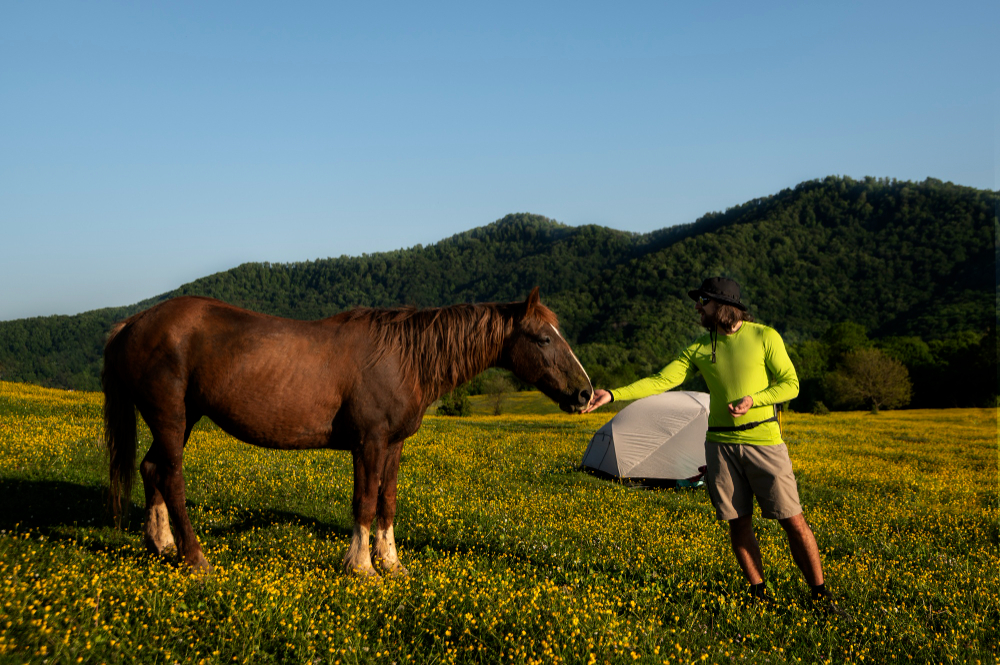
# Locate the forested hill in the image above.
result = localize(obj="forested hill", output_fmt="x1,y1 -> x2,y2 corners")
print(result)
1,176 -> 996,407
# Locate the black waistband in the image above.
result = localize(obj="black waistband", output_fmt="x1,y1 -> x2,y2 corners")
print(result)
707,415 -> 778,433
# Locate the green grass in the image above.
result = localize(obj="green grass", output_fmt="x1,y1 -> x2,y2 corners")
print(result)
1,382 -> 998,664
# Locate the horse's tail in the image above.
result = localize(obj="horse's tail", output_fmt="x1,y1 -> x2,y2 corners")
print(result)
102,320 -> 136,524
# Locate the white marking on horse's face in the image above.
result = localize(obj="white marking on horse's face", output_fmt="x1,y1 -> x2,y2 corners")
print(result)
549,324 -> 593,391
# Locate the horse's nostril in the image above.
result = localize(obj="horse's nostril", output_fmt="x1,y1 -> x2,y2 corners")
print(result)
578,389 -> 592,405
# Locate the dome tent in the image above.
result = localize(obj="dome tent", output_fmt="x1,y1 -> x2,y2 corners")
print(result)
581,391 -> 710,484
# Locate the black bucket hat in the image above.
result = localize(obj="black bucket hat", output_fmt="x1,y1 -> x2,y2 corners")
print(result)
688,277 -> 747,311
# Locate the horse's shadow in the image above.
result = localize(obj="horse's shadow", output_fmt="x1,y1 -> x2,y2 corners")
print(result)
0,477 -> 116,531
0,477 -> 356,558
200,506 -> 354,542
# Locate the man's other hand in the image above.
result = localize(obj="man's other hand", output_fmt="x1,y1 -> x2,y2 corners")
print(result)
728,395 -> 754,417
686,465 -> 708,483
581,389 -> 613,414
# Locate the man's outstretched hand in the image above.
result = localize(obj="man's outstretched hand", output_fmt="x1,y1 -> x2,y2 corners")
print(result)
728,395 -> 754,417
581,388 -> 613,414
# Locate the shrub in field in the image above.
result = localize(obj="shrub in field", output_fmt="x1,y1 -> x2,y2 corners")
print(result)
436,384 -> 471,416
482,373 -> 515,415
825,347 -> 912,413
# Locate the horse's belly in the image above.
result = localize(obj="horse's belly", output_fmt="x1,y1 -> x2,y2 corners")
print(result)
210,408 -> 335,450
191,343 -> 351,449
198,377 -> 341,450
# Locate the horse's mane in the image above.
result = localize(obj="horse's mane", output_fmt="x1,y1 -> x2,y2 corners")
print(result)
345,300 -> 560,394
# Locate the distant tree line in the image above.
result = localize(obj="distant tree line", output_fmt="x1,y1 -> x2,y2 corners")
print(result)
787,321 -> 996,411
1,176 -> 996,410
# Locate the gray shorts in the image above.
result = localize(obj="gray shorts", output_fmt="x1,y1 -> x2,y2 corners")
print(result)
705,441 -> 802,521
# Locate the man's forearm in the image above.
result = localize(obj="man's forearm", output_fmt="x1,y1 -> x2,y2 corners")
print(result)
750,378 -> 799,407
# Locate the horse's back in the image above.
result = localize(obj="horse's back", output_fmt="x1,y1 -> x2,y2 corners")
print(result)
111,296 -> 292,372
115,296 -> 337,356
106,297 -> 372,448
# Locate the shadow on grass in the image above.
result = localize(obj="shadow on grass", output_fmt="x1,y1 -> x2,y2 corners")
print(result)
0,477 -> 118,531
0,477 -> 157,565
0,477 -> 354,536
0,477 -> 359,566
201,506 -> 355,542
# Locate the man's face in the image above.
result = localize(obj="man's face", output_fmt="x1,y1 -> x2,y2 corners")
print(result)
695,297 -> 719,329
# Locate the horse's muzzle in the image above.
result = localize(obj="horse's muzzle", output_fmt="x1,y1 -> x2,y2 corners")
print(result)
561,387 -> 592,413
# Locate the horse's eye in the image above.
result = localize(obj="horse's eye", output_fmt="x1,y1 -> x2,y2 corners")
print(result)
539,335 -> 552,346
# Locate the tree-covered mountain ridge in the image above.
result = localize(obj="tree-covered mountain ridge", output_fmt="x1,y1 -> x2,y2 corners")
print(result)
1,176 -> 996,407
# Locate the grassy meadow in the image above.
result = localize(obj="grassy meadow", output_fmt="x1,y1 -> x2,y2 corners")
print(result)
0,381 -> 997,664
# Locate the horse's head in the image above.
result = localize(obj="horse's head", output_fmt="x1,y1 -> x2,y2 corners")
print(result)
499,288 -> 593,414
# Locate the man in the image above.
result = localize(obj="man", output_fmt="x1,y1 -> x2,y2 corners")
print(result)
583,277 -> 834,608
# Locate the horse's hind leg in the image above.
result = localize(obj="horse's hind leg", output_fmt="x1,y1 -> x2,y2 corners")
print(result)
374,440 -> 407,576
138,415 -> 199,557
142,408 -> 211,572
139,444 -> 176,556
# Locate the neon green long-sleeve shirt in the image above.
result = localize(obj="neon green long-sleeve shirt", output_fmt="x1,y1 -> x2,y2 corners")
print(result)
609,322 -> 799,445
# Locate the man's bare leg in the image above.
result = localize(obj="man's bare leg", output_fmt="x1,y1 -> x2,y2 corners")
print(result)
778,513 -> 824,587
729,515 -> 764,585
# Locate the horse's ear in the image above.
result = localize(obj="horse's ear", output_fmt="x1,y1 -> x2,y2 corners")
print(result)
525,287 -> 541,316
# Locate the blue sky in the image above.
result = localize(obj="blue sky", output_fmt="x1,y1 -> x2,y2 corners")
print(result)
2,1 -> 996,320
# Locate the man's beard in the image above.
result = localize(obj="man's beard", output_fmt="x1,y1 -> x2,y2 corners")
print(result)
702,309 -> 739,333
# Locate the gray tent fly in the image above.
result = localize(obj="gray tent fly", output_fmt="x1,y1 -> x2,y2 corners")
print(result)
580,391 -> 709,488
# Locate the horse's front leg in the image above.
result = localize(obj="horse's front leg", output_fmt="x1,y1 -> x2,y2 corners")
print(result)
344,433 -> 388,576
374,440 -> 407,576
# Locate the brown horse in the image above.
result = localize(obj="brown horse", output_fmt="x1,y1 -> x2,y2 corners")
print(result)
102,288 -> 592,574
